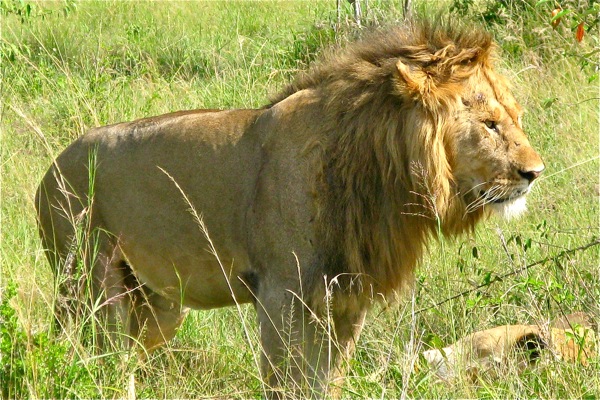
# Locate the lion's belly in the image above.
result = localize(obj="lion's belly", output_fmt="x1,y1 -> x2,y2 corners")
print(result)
122,240 -> 255,309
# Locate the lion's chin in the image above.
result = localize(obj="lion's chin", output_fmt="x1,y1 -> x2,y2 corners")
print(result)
489,195 -> 528,219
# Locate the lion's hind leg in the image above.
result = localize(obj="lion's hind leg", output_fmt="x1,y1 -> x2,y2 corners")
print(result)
40,226 -> 135,351
88,246 -> 189,353
83,236 -> 136,351
127,282 -> 190,352
34,172 -> 121,346
45,221 -> 187,353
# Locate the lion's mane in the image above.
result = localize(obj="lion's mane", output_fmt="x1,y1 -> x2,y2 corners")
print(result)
270,20 -> 495,297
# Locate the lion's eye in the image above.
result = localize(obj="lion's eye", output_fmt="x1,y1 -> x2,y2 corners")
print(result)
484,120 -> 498,132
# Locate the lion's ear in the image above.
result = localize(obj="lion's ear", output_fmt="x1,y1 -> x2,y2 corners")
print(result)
395,59 -> 435,99
395,59 -> 465,107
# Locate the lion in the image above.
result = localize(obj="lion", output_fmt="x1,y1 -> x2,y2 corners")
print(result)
36,20 -> 544,397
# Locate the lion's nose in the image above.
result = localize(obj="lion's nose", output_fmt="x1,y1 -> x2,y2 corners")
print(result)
519,165 -> 545,183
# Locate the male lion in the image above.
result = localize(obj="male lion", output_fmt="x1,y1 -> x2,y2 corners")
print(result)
36,20 -> 544,396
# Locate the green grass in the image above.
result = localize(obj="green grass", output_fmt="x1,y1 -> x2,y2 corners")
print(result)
1,0 -> 599,398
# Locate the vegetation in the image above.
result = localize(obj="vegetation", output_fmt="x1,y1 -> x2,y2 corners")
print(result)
1,0 -> 598,397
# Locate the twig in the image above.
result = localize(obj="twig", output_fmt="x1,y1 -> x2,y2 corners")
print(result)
415,237 -> 600,315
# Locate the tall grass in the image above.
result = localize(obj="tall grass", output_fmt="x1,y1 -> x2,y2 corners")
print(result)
1,0 -> 598,398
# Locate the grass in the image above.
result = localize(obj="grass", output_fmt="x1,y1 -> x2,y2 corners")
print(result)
1,0 -> 598,398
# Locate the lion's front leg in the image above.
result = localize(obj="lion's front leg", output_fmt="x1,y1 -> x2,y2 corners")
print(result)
255,281 -> 367,399
327,300 -> 368,395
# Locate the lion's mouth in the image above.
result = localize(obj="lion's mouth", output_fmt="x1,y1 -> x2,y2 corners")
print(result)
478,188 -> 530,219
463,184 -> 531,216
490,194 -> 522,204
481,187 -> 529,205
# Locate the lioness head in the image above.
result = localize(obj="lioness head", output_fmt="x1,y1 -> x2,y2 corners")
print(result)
452,69 -> 545,219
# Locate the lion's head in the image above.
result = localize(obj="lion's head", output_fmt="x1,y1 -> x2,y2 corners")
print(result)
449,68 -> 545,220
272,20 -> 544,295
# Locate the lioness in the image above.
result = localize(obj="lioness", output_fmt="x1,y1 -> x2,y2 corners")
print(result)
36,20 -> 544,396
